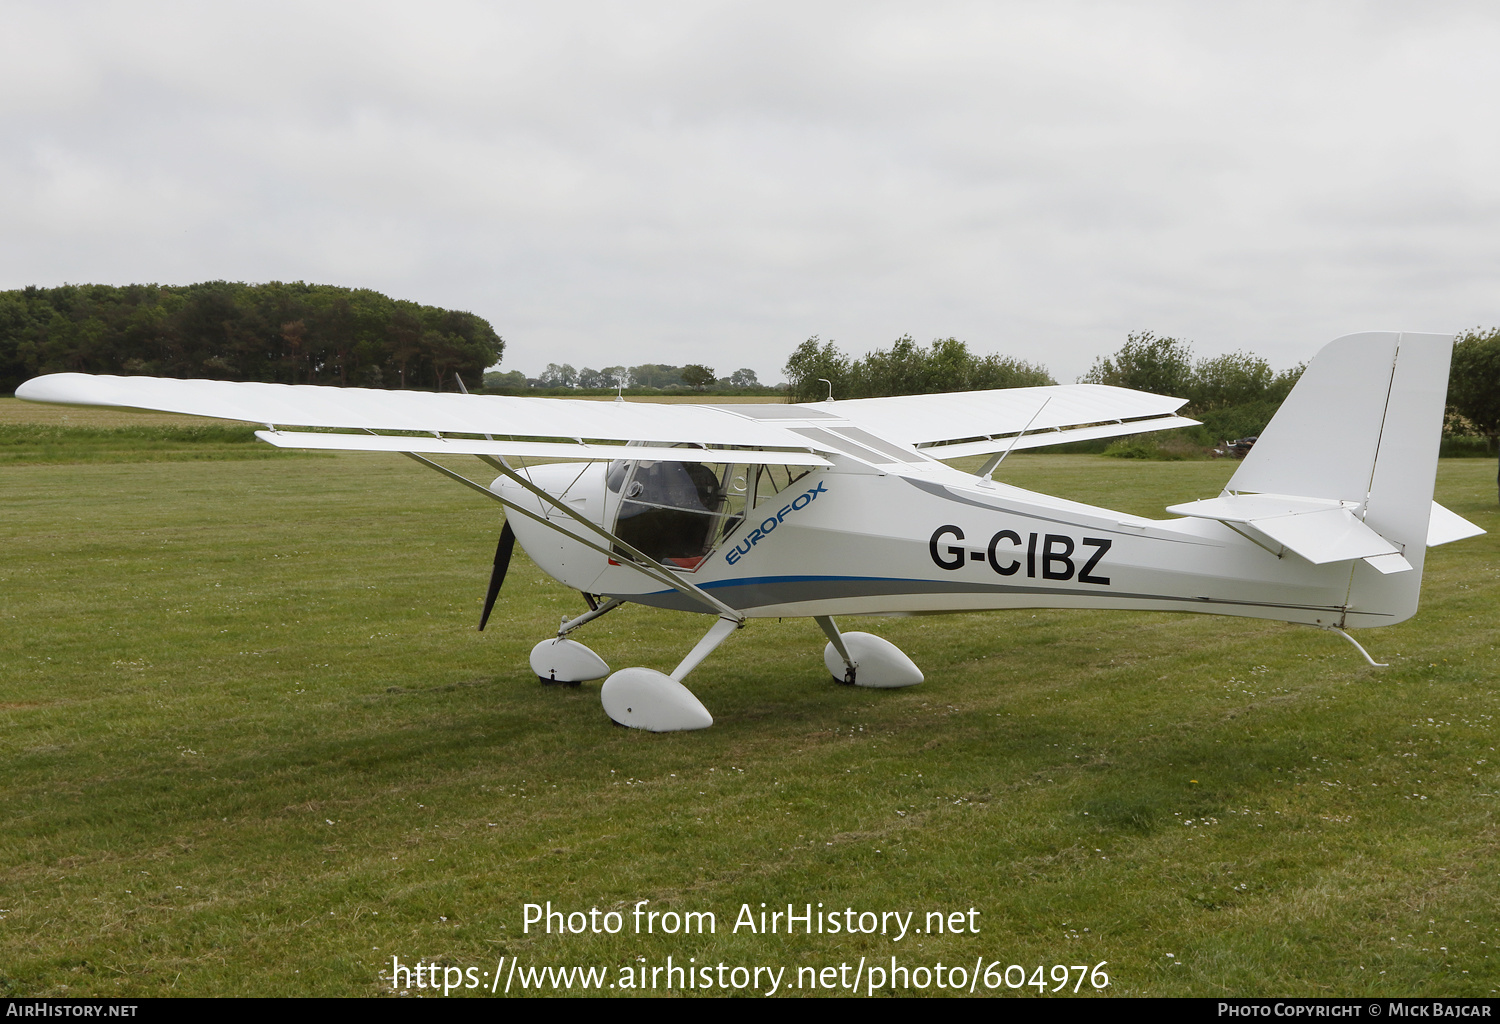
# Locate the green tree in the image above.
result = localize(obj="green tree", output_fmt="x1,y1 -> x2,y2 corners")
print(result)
0,292 -> 32,391
483,369 -> 528,390
680,364 -> 716,389
1266,363 -> 1305,405
1188,350 -> 1273,410
969,351 -> 1054,390
728,368 -> 759,388
785,335 -> 1051,402
539,363 -> 577,388
383,307 -> 424,388
783,337 -> 849,402
852,335 -> 926,397
1449,327 -> 1500,462
922,337 -> 975,393
1,281 -> 503,393
627,364 -> 684,389
849,336 -> 1052,396
1082,331 -> 1194,397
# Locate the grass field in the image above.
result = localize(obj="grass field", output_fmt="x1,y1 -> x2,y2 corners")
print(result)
1,413 -> 1497,998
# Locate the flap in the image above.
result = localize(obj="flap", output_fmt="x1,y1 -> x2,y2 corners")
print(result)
255,430 -> 832,467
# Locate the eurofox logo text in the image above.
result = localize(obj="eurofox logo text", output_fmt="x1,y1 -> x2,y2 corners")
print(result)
724,482 -> 828,565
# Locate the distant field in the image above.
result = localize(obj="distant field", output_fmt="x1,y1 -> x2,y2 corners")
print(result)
0,396 -> 301,464
0,396 -> 234,428
0,427 -> 1497,998
562,394 -> 789,404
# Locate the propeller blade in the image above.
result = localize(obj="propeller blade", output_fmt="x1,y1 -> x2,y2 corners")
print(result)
478,521 -> 515,631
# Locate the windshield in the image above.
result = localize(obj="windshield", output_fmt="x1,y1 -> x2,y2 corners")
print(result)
613,460 -> 729,568
607,457 -> 813,570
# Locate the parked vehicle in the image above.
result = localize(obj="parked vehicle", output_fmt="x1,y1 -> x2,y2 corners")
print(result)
1214,436 -> 1258,459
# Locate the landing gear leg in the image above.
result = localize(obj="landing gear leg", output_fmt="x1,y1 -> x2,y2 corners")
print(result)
600,616 -> 740,731
816,616 -> 857,685
528,599 -> 627,685
815,616 -> 924,689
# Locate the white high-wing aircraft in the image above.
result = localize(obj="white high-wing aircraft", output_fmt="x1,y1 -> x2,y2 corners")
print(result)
17,332 -> 1484,732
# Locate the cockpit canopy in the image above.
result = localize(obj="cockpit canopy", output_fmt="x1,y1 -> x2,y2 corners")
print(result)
606,451 -> 811,570
609,459 -> 726,567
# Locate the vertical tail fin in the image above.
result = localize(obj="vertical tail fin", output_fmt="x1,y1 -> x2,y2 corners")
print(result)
1226,332 -> 1455,627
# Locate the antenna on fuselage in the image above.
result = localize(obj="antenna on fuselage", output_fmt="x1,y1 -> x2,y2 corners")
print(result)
817,378 -> 835,402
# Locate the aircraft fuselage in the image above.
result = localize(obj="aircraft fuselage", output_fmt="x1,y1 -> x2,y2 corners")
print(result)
498,457 -> 1371,630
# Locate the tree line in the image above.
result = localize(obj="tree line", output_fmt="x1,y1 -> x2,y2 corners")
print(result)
782,335 -> 1055,403
0,281 -> 503,393
782,328 -> 1500,454
4,281 -> 1495,457
780,330 -> 1299,438
486,363 -> 767,393
1077,330 -> 1304,444
1076,328 -> 1500,453
1448,328 -> 1500,453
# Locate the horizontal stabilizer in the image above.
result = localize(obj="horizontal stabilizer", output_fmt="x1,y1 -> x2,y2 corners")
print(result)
1166,492 -> 1402,565
254,430 -> 832,466
1240,507 -> 1402,565
1166,493 -> 1348,522
1427,501 -> 1485,547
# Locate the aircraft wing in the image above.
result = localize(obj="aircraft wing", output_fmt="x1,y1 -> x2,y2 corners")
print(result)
793,384 -> 1196,458
14,373 -> 832,467
17,373 -> 1193,465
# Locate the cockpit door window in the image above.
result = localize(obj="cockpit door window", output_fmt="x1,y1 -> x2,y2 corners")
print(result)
609,457 -> 729,569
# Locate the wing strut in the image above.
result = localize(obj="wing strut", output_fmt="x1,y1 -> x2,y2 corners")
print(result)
400,453 -> 745,622
976,397 -> 1052,479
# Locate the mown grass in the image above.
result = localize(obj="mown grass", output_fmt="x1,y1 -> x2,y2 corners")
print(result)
0,423 -> 326,464
0,396 -> 235,428
0,395 -> 319,464
0,426 -> 1497,998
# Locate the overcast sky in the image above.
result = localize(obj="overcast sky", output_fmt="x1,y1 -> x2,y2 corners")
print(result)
3,1 -> 1497,384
